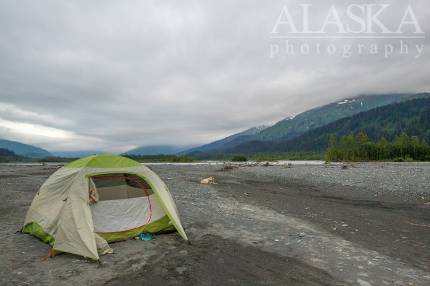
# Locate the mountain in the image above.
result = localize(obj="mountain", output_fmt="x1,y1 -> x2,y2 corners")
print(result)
228,96 -> 430,154
256,93 -> 420,141
50,150 -> 104,158
184,93 -> 425,156
124,145 -> 191,156
0,139 -> 51,158
182,126 -> 268,156
0,148 -> 24,162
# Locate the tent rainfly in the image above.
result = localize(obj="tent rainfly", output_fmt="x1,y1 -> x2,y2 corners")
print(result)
22,154 -> 188,260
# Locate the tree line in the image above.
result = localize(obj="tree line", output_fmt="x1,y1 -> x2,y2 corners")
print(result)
325,132 -> 430,161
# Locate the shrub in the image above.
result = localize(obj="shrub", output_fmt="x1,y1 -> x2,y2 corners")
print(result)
171,156 -> 194,163
231,155 -> 247,162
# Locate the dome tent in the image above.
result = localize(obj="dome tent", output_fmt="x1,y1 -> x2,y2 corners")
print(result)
22,154 -> 188,260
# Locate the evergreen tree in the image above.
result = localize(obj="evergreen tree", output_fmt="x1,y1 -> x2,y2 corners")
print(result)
394,133 -> 410,158
411,136 -> 420,159
325,132 -> 430,162
377,137 -> 389,160
325,134 -> 339,161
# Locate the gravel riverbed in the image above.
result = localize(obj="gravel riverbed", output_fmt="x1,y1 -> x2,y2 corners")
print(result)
0,162 -> 429,286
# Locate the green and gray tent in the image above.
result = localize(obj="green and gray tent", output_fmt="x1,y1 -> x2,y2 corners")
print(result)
23,154 -> 188,260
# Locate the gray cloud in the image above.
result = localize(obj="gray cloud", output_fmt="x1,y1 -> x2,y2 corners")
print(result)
0,0 -> 429,152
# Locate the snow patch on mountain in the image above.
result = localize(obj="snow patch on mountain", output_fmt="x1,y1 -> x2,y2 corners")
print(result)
337,99 -> 356,105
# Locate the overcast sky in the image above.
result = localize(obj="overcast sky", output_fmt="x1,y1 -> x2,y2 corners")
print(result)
0,0 -> 429,152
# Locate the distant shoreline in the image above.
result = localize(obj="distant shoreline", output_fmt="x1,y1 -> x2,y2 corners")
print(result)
2,160 -> 430,167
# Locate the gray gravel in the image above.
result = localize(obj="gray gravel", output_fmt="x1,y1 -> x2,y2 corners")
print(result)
230,162 -> 430,203
0,162 -> 429,286
152,163 -> 430,285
